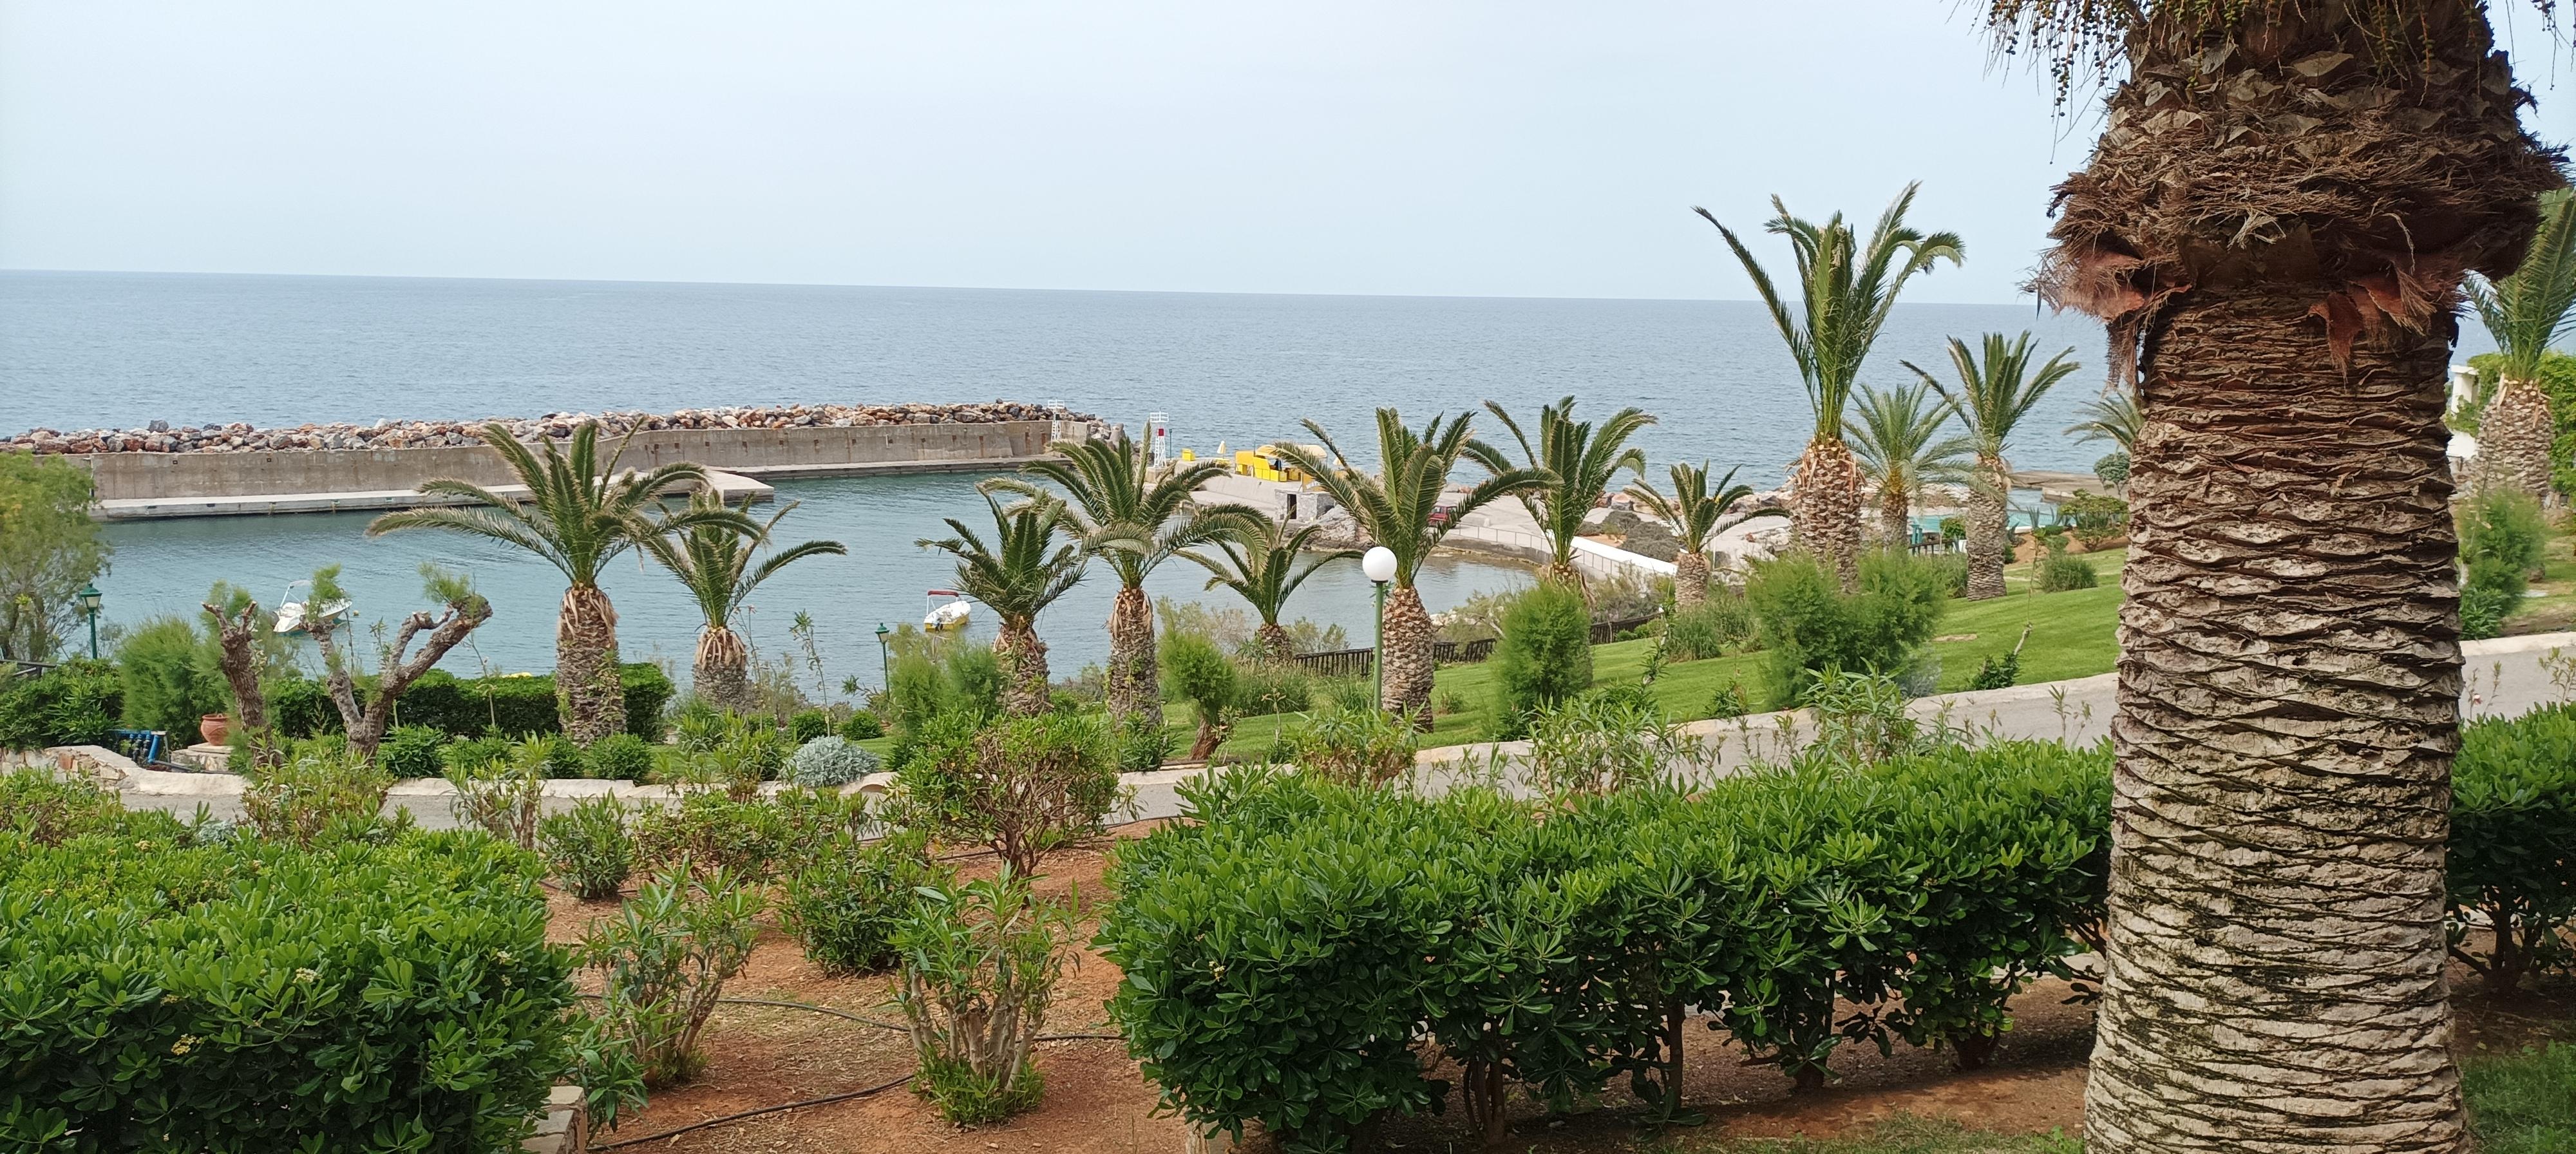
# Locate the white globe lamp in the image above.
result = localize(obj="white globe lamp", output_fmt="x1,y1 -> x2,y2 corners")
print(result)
1360,545 -> 1398,710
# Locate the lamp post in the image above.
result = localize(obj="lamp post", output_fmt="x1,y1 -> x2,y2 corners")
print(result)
874,623 -> 893,692
75,584 -> 102,659
1360,547 -> 1396,710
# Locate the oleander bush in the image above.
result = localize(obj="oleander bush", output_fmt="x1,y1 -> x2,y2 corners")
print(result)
891,711 -> 1122,875
541,795 -> 636,900
446,741 -> 547,850
787,734 -> 882,787
782,828 -> 953,975
1282,705 -> 1417,787
1,768 -> 173,844
240,748 -> 399,847
894,868 -> 1072,1124
0,828 -> 581,1151
629,786 -> 874,882
2448,701 -> 2576,992
1097,741 -> 2113,1152
581,866 -> 764,1088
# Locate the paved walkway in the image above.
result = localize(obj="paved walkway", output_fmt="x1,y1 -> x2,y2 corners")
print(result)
41,631 -> 2576,833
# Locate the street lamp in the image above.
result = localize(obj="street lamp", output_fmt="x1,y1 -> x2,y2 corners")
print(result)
1360,547 -> 1397,710
874,623 -> 893,692
75,584 -> 102,659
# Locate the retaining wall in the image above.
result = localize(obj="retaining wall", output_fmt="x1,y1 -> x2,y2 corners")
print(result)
74,421 -> 1079,502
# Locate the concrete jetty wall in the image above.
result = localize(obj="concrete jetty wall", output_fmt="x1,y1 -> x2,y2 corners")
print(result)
78,419 -> 1096,520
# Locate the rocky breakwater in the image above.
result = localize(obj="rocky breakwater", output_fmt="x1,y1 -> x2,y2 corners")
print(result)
5,401 -> 1094,456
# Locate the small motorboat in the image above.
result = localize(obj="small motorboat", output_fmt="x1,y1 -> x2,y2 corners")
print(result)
923,589 -> 972,632
272,579 -> 354,635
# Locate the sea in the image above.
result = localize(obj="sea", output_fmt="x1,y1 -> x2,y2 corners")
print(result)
0,269 -> 2273,691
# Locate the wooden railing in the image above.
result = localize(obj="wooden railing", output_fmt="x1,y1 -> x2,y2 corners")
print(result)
1287,620 -> 1647,677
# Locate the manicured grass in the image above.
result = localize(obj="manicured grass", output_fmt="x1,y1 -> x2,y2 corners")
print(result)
2501,514 -> 2576,636
2465,1043 -> 2576,1154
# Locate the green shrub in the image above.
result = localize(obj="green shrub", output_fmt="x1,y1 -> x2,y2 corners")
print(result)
1490,580 -> 1594,740
2034,551 -> 2098,593
788,709 -> 831,744
2464,577 -> 2520,641
442,732 -> 515,773
1161,632 -> 1239,759
1706,679 -> 1750,720
581,866 -> 765,1088
1662,592 -> 1755,661
894,868 -> 1071,1123
447,741 -> 547,850
379,723 -> 451,778
2460,489 -> 2548,640
787,734 -> 882,787
584,732 -> 656,780
240,749 -> 397,847
1099,743 -> 2113,1148
2094,450 -> 2131,490
267,663 -> 674,743
0,830 -> 580,1151
892,712 -> 1123,875
541,796 -> 636,900
1233,662 -> 1314,718
2058,493 -> 2128,551
115,615 -> 225,737
1285,705 -> 1417,787
1745,553 -> 1947,708
2448,702 -> 2576,992
0,658 -> 119,752
1113,710 -> 1174,772
782,829 -> 952,974
1,767 -> 168,844
837,710 -> 885,741
1967,648 -> 2021,691
1522,686 -> 1681,796
628,786 -> 872,882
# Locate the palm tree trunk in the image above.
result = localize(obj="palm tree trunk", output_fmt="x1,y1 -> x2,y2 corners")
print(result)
1379,583 -> 1435,728
1964,456 -> 2010,601
1672,552 -> 1710,608
2477,377 -> 2555,504
995,617 -> 1051,717
1105,585 -> 1162,731
556,583 -> 627,743
1254,622 -> 1295,662
1877,477 -> 1911,549
693,626 -> 751,714
1791,437 -> 1862,592
2085,290 -> 2467,1153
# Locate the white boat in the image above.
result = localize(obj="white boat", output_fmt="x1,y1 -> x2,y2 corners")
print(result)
923,589 -> 972,632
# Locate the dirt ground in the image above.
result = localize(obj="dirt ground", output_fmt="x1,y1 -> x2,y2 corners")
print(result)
556,843 -> 2576,1154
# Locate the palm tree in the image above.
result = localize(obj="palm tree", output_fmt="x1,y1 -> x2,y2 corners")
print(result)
1843,382 -> 1973,549
1464,396 -> 1651,589
1179,514 -> 1356,661
1697,186 -> 1963,592
1906,333 -> 2080,601
368,423 -> 752,741
642,493 -> 847,714
996,431 -> 1252,732
916,486 -> 1101,716
1623,462 -> 1761,607
1273,410 -> 1548,724
1972,4 -> 2563,1149
2467,187 -> 2576,502
2063,389 -> 2142,455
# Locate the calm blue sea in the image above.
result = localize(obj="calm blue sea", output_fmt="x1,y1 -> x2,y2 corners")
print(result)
0,270 -> 2183,688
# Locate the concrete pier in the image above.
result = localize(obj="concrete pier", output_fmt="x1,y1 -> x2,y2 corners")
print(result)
74,419 -> 1096,520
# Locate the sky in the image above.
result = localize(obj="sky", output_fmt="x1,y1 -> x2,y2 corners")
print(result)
1,1 -> 2568,304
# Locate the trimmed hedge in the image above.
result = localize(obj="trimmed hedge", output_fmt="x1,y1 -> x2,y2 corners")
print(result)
270,663 -> 675,743
2451,702 -> 2576,990
1098,743 -> 2111,1150
0,824 -> 580,1152
0,659 -> 120,752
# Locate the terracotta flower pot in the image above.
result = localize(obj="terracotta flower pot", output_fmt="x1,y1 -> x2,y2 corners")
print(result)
198,714 -> 231,746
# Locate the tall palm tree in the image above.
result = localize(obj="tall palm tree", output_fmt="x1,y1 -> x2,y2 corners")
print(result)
1842,382 -> 1973,549
916,486 -> 1101,717
2467,187 -> 2576,502
368,423 -> 751,741
1906,333 -> 2081,601
1973,4 -> 2563,1150
2063,388 -> 2143,455
1464,396 -> 1651,589
996,431 -> 1251,732
1179,515 -> 1356,661
1697,185 -> 1963,592
641,493 -> 847,713
1623,462 -> 1761,607
1273,410 -> 1548,724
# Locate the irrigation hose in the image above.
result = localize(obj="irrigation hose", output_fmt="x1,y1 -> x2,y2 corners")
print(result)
589,1073 -> 914,1150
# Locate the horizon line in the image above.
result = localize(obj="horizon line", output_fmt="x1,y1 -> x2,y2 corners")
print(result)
0,265 -> 2059,310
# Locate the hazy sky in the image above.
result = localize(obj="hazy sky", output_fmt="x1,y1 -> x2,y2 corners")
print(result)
2,1 -> 2566,303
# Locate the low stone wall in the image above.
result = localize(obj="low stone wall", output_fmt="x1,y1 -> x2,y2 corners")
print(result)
75,421 -> 1084,502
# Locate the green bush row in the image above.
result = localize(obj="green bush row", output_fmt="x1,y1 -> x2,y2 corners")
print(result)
0,812 -> 582,1152
1097,743 -> 2112,1152
269,663 -> 675,743
0,659 -> 120,752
